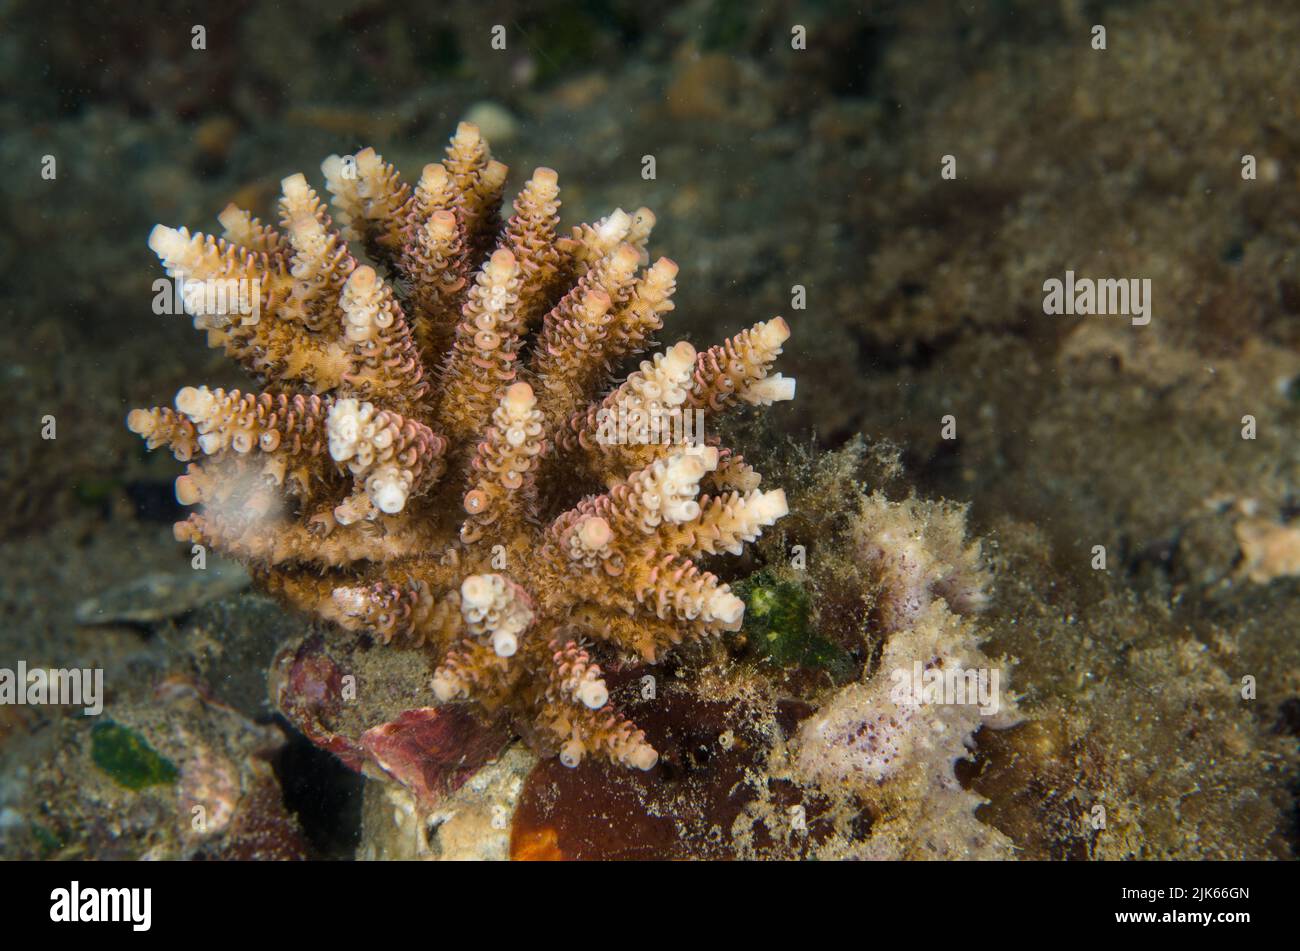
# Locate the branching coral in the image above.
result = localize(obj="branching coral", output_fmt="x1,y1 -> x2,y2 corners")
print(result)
128,121 -> 795,771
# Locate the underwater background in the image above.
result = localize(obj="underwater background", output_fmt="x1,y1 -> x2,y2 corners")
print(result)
0,0 -> 1297,859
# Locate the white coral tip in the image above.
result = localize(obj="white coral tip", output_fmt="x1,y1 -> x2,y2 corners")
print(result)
690,445 -> 721,470
216,204 -> 244,231
531,166 -> 559,193
669,499 -> 701,522
710,589 -> 745,629
454,120 -> 482,144
374,484 -> 406,514
174,385 -> 212,419
668,452 -> 706,483
431,674 -> 458,703
331,586 -> 368,617
577,516 -> 612,550
147,224 -> 187,260
598,208 -> 632,242
347,264 -> 377,293
754,488 -> 789,523
758,316 -> 791,346
369,467 -> 409,514
741,373 -> 797,405
663,341 -> 697,376
174,475 -> 201,506
281,172 -> 310,199
460,575 -> 496,610
577,680 -> 609,710
326,398 -> 363,462
486,248 -> 518,280
559,740 -> 585,768
492,631 -> 518,657
126,409 -> 155,436
503,382 -> 536,413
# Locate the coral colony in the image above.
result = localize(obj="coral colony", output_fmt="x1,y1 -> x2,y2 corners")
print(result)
128,122 -> 796,771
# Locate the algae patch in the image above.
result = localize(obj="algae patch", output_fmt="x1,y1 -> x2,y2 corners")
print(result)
737,573 -> 853,679
90,721 -> 179,790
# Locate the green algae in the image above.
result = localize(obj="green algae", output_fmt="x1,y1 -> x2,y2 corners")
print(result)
737,572 -> 853,678
90,721 -> 178,791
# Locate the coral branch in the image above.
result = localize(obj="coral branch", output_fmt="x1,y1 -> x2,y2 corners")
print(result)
321,147 -> 412,264
402,206 -> 470,359
504,167 -> 564,325
458,573 -> 534,658
559,339 -> 698,481
278,172 -> 356,334
338,265 -> 429,412
326,579 -> 462,648
437,249 -> 526,441
531,243 -> 646,427
688,317 -> 797,412
218,203 -> 284,257
661,488 -> 789,558
461,382 -> 546,543
325,397 -> 445,521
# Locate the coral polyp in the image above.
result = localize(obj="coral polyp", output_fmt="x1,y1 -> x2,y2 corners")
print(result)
127,121 -> 795,771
